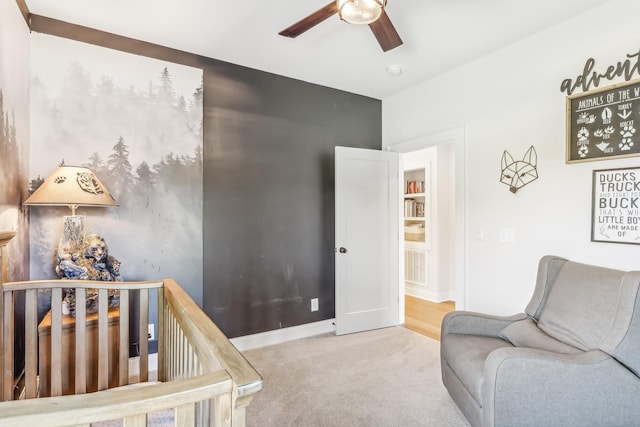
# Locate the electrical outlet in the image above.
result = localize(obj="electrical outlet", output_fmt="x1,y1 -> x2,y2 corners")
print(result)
148,323 -> 155,341
499,227 -> 515,243
311,298 -> 319,312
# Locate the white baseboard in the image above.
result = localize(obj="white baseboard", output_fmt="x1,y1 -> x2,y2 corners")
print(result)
405,282 -> 451,302
127,321 -> 334,368
230,319 -> 336,351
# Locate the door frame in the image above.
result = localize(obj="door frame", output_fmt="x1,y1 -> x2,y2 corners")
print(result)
385,127 -> 467,323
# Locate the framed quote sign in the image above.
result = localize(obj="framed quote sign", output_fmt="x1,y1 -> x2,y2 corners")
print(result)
567,79 -> 640,163
592,167 -> 640,245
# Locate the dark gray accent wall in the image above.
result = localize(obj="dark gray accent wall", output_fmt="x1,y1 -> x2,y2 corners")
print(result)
203,62 -> 381,338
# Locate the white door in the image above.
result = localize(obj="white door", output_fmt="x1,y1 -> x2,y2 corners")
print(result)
335,146 -> 399,335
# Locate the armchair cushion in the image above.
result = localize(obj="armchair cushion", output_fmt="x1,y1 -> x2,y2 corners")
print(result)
499,317 -> 581,354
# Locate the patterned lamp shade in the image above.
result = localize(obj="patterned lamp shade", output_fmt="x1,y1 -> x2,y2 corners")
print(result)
24,166 -> 118,214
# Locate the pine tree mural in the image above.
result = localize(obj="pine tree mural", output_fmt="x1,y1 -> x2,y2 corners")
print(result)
29,39 -> 203,302
106,136 -> 134,205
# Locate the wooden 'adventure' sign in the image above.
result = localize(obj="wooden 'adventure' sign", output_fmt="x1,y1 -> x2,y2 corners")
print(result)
566,78 -> 640,163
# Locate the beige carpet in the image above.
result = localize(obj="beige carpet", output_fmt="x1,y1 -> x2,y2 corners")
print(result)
243,326 -> 470,427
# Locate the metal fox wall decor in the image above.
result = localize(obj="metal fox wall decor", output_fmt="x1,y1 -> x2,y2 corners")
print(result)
500,146 -> 538,193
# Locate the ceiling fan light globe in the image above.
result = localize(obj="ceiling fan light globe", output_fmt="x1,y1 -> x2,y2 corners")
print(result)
337,0 -> 386,25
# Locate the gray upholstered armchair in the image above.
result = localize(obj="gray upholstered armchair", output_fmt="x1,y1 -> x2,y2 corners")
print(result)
440,255 -> 640,427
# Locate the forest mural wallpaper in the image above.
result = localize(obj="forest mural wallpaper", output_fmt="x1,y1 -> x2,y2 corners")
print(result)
0,0 -> 30,282
29,34 -> 204,307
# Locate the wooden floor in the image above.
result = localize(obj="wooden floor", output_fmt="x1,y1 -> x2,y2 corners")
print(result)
404,295 -> 455,341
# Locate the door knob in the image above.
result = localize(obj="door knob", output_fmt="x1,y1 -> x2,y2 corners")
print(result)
339,247 -> 347,253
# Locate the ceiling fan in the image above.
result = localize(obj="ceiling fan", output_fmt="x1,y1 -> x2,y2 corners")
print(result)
278,0 -> 403,52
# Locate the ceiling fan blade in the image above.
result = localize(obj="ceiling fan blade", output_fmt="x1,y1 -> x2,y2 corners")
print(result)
279,2 -> 339,38
368,10 -> 403,52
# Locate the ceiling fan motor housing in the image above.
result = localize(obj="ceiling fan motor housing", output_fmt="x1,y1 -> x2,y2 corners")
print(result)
337,0 -> 387,25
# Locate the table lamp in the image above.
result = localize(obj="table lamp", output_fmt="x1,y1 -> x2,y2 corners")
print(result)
24,166 -> 118,257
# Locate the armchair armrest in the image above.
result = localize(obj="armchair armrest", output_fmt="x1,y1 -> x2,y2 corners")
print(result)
483,347 -> 640,427
441,311 -> 528,338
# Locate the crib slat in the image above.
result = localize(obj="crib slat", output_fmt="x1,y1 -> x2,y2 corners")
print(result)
122,413 -> 146,427
0,289 -> 3,401
24,289 -> 38,399
2,291 -> 13,401
119,289 -> 129,386
139,289 -> 149,382
0,237 -> 6,401
175,403 -> 195,427
176,329 -> 184,379
75,288 -> 87,394
97,288 -> 109,391
157,287 -> 165,382
170,311 -> 177,380
168,311 -> 173,380
50,288 -> 63,396
213,393 -> 233,427
187,341 -> 193,377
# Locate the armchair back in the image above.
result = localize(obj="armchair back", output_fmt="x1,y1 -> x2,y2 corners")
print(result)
525,255 -> 640,375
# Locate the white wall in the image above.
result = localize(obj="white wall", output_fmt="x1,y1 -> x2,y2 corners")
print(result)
383,0 -> 640,315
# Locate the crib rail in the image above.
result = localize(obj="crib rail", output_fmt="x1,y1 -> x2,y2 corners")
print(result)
0,277 -> 262,426
160,279 -> 263,425
1,279 -> 164,399
0,371 -> 233,427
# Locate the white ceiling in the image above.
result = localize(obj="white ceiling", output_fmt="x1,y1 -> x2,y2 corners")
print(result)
25,0 -> 611,99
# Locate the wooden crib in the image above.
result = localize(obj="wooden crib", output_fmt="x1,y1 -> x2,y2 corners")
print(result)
0,232 -> 262,426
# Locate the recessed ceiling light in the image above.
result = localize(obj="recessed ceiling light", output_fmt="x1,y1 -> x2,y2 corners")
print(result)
386,64 -> 402,76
